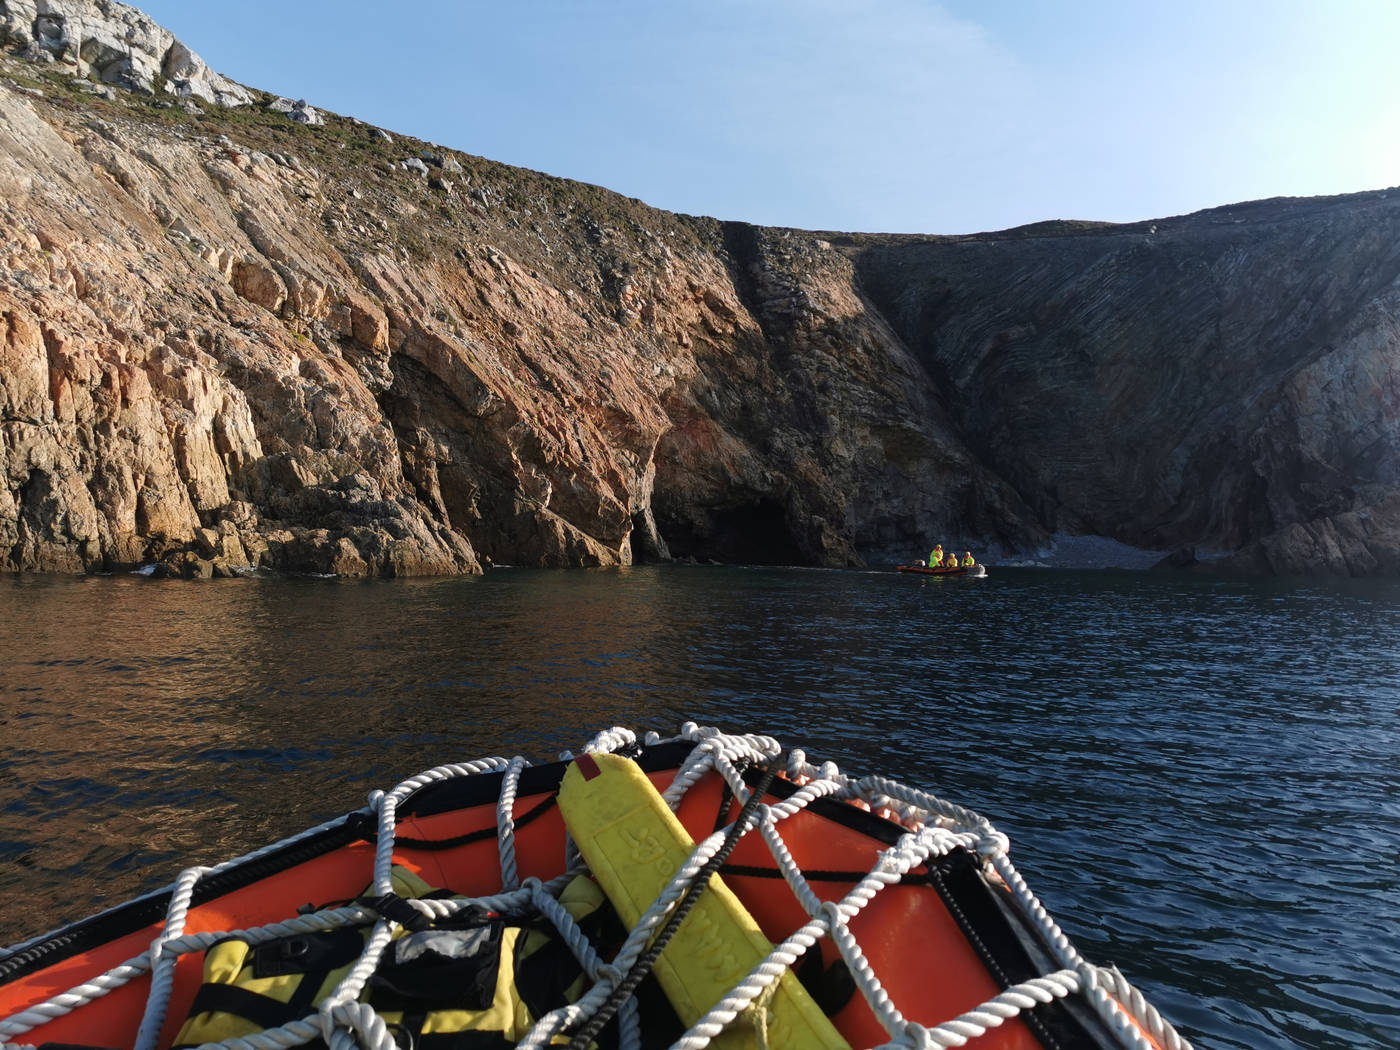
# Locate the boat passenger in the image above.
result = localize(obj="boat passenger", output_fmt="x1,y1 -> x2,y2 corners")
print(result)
929,544 -> 944,567
962,551 -> 976,567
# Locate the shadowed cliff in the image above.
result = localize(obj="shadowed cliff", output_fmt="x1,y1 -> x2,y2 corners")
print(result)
850,195 -> 1400,574
1,1 -> 1396,577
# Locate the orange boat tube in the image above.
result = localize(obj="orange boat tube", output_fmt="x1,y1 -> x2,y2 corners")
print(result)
0,726 -> 1189,1050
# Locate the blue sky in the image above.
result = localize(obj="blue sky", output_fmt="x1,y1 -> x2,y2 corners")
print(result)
136,0 -> 1400,235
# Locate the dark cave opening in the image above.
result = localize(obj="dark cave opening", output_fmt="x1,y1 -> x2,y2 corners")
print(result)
661,498 -> 806,565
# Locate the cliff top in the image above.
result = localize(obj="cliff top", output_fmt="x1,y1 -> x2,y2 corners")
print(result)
2,0 -> 1394,251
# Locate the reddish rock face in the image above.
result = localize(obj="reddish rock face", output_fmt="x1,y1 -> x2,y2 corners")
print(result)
0,15 -> 1396,578
0,53 -> 1034,578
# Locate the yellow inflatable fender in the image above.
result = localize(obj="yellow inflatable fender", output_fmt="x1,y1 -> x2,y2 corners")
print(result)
558,751 -> 851,1050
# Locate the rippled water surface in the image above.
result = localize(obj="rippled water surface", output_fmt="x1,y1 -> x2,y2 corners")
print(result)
1,566 -> 1398,1049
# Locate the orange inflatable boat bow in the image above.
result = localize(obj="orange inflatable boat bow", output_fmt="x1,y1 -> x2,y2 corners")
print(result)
0,725 -> 1189,1050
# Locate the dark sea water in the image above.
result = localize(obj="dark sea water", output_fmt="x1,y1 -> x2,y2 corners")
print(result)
1,566 -> 1398,1049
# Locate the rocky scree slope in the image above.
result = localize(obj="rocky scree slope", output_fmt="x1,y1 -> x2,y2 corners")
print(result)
0,0 -> 1397,578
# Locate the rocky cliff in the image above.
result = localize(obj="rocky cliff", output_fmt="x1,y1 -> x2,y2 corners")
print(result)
851,197 -> 1400,575
1,1 -> 1396,577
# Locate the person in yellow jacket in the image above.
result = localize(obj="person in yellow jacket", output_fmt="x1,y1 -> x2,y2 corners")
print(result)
929,544 -> 944,568
961,551 -> 976,567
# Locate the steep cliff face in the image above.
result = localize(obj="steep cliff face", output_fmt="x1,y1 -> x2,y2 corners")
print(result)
0,2 -> 1396,577
0,2 -> 1034,578
852,196 -> 1400,575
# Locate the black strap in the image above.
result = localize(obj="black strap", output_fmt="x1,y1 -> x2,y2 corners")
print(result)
382,1017 -> 517,1050
183,983 -> 311,1031
719,862 -> 937,885
414,1032 -> 516,1049
347,793 -> 560,852
364,893 -> 432,933
712,779 -> 736,834
285,961 -> 330,1018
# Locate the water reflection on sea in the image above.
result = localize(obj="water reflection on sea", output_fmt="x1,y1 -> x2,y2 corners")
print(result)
1,566 -> 1398,1049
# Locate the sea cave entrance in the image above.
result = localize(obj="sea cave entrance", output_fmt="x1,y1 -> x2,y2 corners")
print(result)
660,498 -> 806,565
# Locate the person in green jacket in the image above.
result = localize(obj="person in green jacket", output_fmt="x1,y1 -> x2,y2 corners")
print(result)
962,551 -> 976,567
929,544 -> 945,568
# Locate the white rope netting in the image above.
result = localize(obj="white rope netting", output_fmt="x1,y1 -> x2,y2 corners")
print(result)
0,725 -> 1191,1050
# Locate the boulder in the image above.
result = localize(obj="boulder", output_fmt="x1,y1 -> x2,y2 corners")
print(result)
1,0 -> 248,104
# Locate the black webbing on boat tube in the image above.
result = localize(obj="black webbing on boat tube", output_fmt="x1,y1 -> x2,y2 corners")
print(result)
0,747 -> 680,987
0,817 -> 367,985
729,764 -> 1123,1050
345,791 -> 559,852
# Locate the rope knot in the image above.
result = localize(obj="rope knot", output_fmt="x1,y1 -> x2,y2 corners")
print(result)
1075,962 -> 1100,991
819,899 -> 846,932
901,1020 -> 935,1048
976,829 -> 1011,860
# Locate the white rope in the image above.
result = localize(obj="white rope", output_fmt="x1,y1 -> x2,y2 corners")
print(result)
183,1016 -> 325,1050
324,998 -> 398,1050
0,727 -> 1190,1050
498,755 -> 528,890
674,811 -> 964,1047
1072,963 -> 1193,1050
989,852 -> 1084,972
876,970 -> 1080,1049
521,822 -> 746,1050
522,878 -> 642,1050
661,727 -> 780,812
582,726 -> 637,755
1095,965 -> 1193,1050
0,907 -> 380,1040
1,958 -> 157,1037
854,776 -> 1009,859
318,920 -> 395,1035
133,864 -> 211,1050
